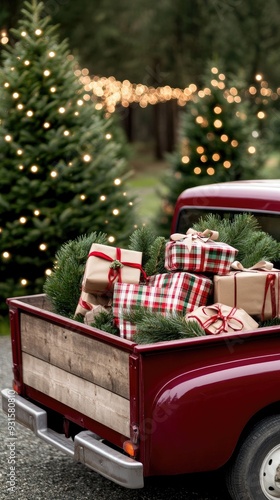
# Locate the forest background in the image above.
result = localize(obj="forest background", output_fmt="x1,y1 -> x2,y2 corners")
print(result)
1,0 -> 280,332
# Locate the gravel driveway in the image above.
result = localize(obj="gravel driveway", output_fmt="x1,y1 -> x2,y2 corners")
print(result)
0,335 -> 231,500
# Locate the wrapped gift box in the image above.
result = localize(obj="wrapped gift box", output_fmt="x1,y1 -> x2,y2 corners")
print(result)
82,243 -> 143,294
75,290 -> 112,317
186,303 -> 259,335
113,271 -> 213,339
214,270 -> 280,320
165,229 -> 238,275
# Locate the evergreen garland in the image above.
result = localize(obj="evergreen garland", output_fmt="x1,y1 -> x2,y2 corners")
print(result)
43,232 -> 108,318
86,309 -> 119,336
193,213 -> 280,267
123,307 -> 205,344
129,226 -> 166,275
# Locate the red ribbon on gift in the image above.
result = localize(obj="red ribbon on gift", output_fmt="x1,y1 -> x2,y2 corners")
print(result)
88,247 -> 147,286
233,271 -> 279,321
192,304 -> 243,335
78,297 -> 93,311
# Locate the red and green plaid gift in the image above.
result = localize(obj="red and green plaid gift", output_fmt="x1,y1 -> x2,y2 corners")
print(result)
113,271 -> 213,339
165,229 -> 238,275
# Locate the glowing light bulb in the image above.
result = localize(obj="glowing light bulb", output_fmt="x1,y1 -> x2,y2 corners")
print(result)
100,195 -> 106,201
80,194 -> 86,200
59,107 -> 65,113
51,171 -> 57,178
5,135 -> 12,141
83,154 -> 91,162
17,104 -> 24,110
35,29 -> 42,36
21,31 -> 27,37
17,149 -> 23,155
63,130 -> 70,136
194,167 -> 201,174
4,82 -> 9,88
24,60 -> 30,66
2,252 -> 10,259
214,119 -> 222,128
105,133 -> 112,140
114,178 -> 121,185
18,165 -> 24,170
21,279 -> 28,286
45,269 -> 52,276
50,86 -> 56,93
77,99 -> 83,106
19,217 -> 27,224
44,70 -> 51,77
13,92 -> 19,99
34,210 -> 40,216
207,167 -> 215,176
48,51 -> 56,58
39,243 -> 47,251
108,236 -> 115,243
112,209 -> 119,215
248,146 -> 256,154
182,156 -> 190,164
26,110 -> 33,117
31,165 -> 38,173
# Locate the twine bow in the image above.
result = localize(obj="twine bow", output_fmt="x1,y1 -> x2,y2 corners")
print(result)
171,228 -> 219,251
88,247 -> 147,286
231,260 -> 275,272
195,303 -> 244,334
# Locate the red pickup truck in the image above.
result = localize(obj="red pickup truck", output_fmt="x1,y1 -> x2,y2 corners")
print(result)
2,179 -> 280,500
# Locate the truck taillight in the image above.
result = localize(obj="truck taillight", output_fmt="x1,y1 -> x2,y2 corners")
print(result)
123,440 -> 138,458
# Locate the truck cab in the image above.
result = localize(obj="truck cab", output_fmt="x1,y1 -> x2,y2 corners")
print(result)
172,179 -> 280,243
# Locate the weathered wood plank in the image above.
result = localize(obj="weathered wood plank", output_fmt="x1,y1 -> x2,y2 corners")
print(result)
22,353 -> 130,437
21,314 -> 130,399
17,294 -> 53,310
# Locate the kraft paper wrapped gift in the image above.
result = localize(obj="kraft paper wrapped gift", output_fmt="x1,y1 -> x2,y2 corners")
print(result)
113,271 -> 213,339
75,290 -> 112,317
213,261 -> 280,320
186,303 -> 259,335
82,243 -> 144,294
165,228 -> 238,275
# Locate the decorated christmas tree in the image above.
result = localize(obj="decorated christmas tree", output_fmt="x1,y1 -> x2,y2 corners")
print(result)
0,0 -> 136,316
156,64 -> 269,236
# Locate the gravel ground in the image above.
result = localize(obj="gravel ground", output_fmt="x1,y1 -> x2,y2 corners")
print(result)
0,335 -> 231,500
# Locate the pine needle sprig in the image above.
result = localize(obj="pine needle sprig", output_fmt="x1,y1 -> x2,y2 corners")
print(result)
122,307 -> 205,344
86,309 -> 119,336
128,226 -> 156,267
258,317 -> 280,328
145,236 -> 167,276
43,232 -> 108,318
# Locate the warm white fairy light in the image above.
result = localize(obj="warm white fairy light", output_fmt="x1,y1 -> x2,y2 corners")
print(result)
77,99 -> 83,106
74,111 -> 79,116
2,252 -> 10,259
21,31 -> 27,37
17,104 -> 24,110
26,110 -> 33,117
220,134 -> 228,142
80,194 -> 86,200
19,217 -> 27,224
50,86 -> 56,93
5,135 -> 12,141
63,130 -> 70,136
100,195 -> 106,201
214,119 -> 222,128
252,131 -> 259,138
223,161 -> 231,168
21,279 -> 28,286
39,243 -> 47,251
248,146 -> 256,154
48,51 -> 56,58
108,236 -> 115,243
31,165 -> 38,173
256,74 -> 262,81
34,210 -> 40,216
4,82 -> 9,88
43,122 -> 50,128
59,107 -> 65,113
114,178 -> 121,185
194,167 -> 201,174
13,92 -> 19,99
51,171 -> 57,178
17,149 -> 23,155
35,29 -> 42,36
112,209 -> 119,215
44,70 -> 51,77
18,165 -> 24,170
45,269 -> 52,276
207,167 -> 215,175
105,133 -> 112,140
181,156 -> 190,164
83,154 -> 91,162
231,140 -> 238,147
257,111 -> 265,119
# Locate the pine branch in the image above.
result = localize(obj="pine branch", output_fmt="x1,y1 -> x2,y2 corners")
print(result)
128,226 -> 156,267
86,309 -> 119,336
123,307 -> 205,344
43,232 -> 108,318
145,236 -> 167,276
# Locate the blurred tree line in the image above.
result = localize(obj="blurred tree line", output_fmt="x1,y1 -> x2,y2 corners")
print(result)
1,0 -> 280,157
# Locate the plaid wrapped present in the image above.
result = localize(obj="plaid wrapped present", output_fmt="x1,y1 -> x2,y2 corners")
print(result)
82,243 -> 144,294
113,272 -> 213,339
214,260 -> 280,320
165,228 -> 238,275
186,303 -> 258,335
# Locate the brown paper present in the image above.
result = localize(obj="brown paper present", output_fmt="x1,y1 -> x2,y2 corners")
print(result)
213,262 -> 280,320
185,303 -> 258,335
75,290 -> 112,317
82,243 -> 144,294
165,228 -> 238,275
84,305 -> 109,325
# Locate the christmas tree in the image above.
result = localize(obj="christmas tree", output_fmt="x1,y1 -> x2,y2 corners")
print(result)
156,64 -> 269,236
0,0 -> 137,316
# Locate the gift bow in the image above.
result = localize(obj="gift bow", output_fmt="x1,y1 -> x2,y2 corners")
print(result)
88,247 -> 147,286
171,228 -> 219,251
231,260 -> 275,272
189,303 -> 244,334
